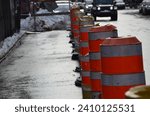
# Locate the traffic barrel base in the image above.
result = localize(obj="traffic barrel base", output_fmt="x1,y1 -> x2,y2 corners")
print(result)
74,67 -> 81,73
72,53 -> 79,61
75,77 -> 82,87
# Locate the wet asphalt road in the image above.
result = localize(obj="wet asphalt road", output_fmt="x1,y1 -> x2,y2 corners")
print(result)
0,31 -> 81,99
96,9 -> 150,84
0,9 -> 150,99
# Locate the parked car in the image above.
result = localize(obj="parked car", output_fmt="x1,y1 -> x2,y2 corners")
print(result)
124,0 -> 143,8
115,0 -> 126,9
84,0 -> 93,15
139,0 -> 150,15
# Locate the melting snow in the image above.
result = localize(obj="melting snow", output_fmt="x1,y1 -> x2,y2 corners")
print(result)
21,8 -> 70,32
0,31 -> 25,59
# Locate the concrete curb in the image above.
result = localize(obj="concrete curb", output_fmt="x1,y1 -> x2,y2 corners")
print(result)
0,31 -> 27,63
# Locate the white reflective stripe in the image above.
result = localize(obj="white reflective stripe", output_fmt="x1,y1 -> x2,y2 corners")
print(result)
80,55 -> 89,61
102,72 -> 145,86
101,44 -> 142,57
91,72 -> 101,79
80,26 -> 92,32
81,71 -> 90,77
90,52 -> 101,60
80,41 -> 89,47
92,92 -> 101,99
89,31 -> 118,40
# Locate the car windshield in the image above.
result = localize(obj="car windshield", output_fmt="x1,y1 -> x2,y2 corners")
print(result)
93,0 -> 114,4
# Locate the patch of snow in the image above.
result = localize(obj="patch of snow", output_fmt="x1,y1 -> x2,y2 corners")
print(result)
21,8 -> 70,32
0,31 -> 25,59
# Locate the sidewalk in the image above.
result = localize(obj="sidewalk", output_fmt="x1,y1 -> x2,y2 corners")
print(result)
0,31 -> 82,99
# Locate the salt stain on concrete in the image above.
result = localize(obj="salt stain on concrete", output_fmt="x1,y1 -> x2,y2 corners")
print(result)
0,31 -> 82,99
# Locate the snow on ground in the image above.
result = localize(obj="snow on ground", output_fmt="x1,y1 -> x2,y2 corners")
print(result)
21,8 -> 70,32
0,7 -> 70,60
0,31 -> 25,59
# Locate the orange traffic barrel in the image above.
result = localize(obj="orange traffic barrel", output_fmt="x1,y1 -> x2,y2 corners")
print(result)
80,26 -> 92,42
89,25 -> 118,99
81,71 -> 91,88
101,36 -> 145,99
72,11 -> 84,42
70,6 -> 80,38
125,85 -> 150,99
79,25 -> 94,55
79,54 -> 91,99
81,71 -> 91,99
79,41 -> 89,56
80,55 -> 90,71
91,72 -> 102,98
89,25 -> 118,72
70,6 -> 80,26
79,16 -> 94,99
101,36 -> 144,74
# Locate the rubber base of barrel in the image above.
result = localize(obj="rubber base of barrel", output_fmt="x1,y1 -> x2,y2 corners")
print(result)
75,77 -> 82,87
71,54 -> 79,60
69,40 -> 74,44
74,67 -> 81,73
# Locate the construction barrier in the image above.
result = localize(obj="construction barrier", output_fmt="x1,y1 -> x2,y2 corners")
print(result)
101,36 -> 145,99
79,16 -> 94,99
71,10 -> 84,44
70,6 -> 80,34
89,25 -> 118,98
125,85 -> 150,99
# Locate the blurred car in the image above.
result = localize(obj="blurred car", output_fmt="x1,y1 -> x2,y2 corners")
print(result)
54,2 -> 70,13
84,0 -> 93,14
139,0 -> 150,15
72,1 -> 85,9
115,0 -> 126,9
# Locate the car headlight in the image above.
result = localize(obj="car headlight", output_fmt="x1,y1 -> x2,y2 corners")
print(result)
86,6 -> 88,9
110,6 -> 113,10
98,7 -> 101,10
145,5 -> 150,8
